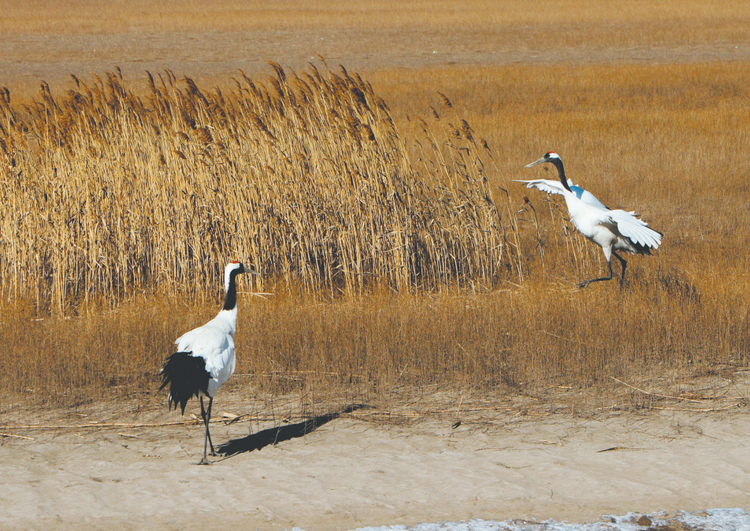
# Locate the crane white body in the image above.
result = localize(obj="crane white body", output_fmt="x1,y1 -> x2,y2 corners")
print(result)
160,261 -> 254,464
523,152 -> 662,287
174,306 -> 238,398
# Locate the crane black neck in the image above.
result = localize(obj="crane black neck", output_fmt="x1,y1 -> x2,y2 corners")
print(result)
223,270 -> 240,311
550,158 -> 571,192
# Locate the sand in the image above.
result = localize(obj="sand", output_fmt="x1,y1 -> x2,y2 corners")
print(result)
1,398 -> 748,531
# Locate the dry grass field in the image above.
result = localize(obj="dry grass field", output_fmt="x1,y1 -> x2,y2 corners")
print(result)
4,0 -> 750,42
1,0 -> 749,422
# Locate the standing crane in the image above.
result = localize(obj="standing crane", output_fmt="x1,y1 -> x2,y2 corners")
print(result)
522,152 -> 662,288
160,261 -> 256,464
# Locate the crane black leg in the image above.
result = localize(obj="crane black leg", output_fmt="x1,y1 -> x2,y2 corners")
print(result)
200,396 -> 216,456
206,397 -> 216,455
199,396 -> 215,465
612,251 -> 628,286
578,259 -> 614,288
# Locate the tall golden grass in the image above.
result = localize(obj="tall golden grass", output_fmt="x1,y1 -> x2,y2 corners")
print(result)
0,62 -> 513,312
1,61 -> 749,412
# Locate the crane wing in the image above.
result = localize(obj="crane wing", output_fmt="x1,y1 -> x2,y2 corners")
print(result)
514,178 -> 566,196
175,326 -> 235,380
515,179 -> 608,210
607,210 -> 662,250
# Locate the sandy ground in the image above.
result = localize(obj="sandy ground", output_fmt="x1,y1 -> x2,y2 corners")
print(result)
1,397 -> 749,531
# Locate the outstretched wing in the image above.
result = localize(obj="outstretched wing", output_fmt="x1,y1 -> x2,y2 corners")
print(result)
514,179 -> 608,210
514,178 -> 567,196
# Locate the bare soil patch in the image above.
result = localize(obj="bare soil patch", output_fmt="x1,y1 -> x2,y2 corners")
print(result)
1,390 -> 748,531
2,373 -> 748,530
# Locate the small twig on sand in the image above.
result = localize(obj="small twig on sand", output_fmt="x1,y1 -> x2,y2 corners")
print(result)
645,404 -> 743,412
0,420 -> 197,431
1,432 -> 35,440
597,446 -> 645,453
611,377 -> 716,403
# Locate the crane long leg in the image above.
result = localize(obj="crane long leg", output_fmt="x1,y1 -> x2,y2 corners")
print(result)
612,251 -> 628,286
199,396 -> 215,465
577,259 -> 614,288
206,397 -> 216,456
200,396 -> 216,455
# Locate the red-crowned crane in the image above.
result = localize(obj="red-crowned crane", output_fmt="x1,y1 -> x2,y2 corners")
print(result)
160,261 -> 256,464
523,152 -> 662,288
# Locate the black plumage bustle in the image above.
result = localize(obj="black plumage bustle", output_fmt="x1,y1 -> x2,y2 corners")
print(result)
632,241 -> 654,255
159,352 -> 210,414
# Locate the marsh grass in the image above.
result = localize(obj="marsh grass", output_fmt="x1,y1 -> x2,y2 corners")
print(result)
2,276 -> 745,416
4,0 -> 750,49
2,63 -> 516,311
1,61 -> 749,414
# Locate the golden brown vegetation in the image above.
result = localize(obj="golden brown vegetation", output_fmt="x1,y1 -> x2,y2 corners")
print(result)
4,0 -> 750,103
5,0 -> 750,47
0,62 -> 509,310
1,60 -> 749,415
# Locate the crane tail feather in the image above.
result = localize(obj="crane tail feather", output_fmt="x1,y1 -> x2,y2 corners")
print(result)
632,241 -> 653,255
159,352 -> 210,415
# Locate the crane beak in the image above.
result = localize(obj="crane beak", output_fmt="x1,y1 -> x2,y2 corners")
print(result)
525,156 -> 547,168
245,264 -> 260,276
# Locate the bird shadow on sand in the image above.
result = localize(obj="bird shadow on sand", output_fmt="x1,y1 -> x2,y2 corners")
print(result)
217,404 -> 369,458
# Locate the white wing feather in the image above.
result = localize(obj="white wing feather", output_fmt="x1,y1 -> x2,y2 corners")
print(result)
514,179 -> 608,210
607,210 -> 662,249
514,178 -> 567,196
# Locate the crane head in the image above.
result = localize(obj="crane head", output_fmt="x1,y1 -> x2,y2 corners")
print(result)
525,152 -> 561,168
225,261 -> 259,277
224,260 -> 260,277
226,261 -> 245,276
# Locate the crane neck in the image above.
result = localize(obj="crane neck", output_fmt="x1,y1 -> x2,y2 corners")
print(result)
222,269 -> 241,311
551,158 -> 571,192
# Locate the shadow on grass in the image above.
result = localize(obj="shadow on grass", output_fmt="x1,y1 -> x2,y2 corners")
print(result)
217,404 -> 369,457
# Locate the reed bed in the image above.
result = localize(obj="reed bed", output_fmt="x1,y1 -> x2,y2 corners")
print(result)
0,62 -> 512,312
1,61 -> 749,412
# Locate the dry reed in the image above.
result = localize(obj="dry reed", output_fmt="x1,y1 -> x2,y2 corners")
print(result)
1,61 -> 749,414
0,63 -> 513,312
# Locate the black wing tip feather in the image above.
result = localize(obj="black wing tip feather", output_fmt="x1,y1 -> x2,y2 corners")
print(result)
160,351 -> 210,415
633,242 -> 653,255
